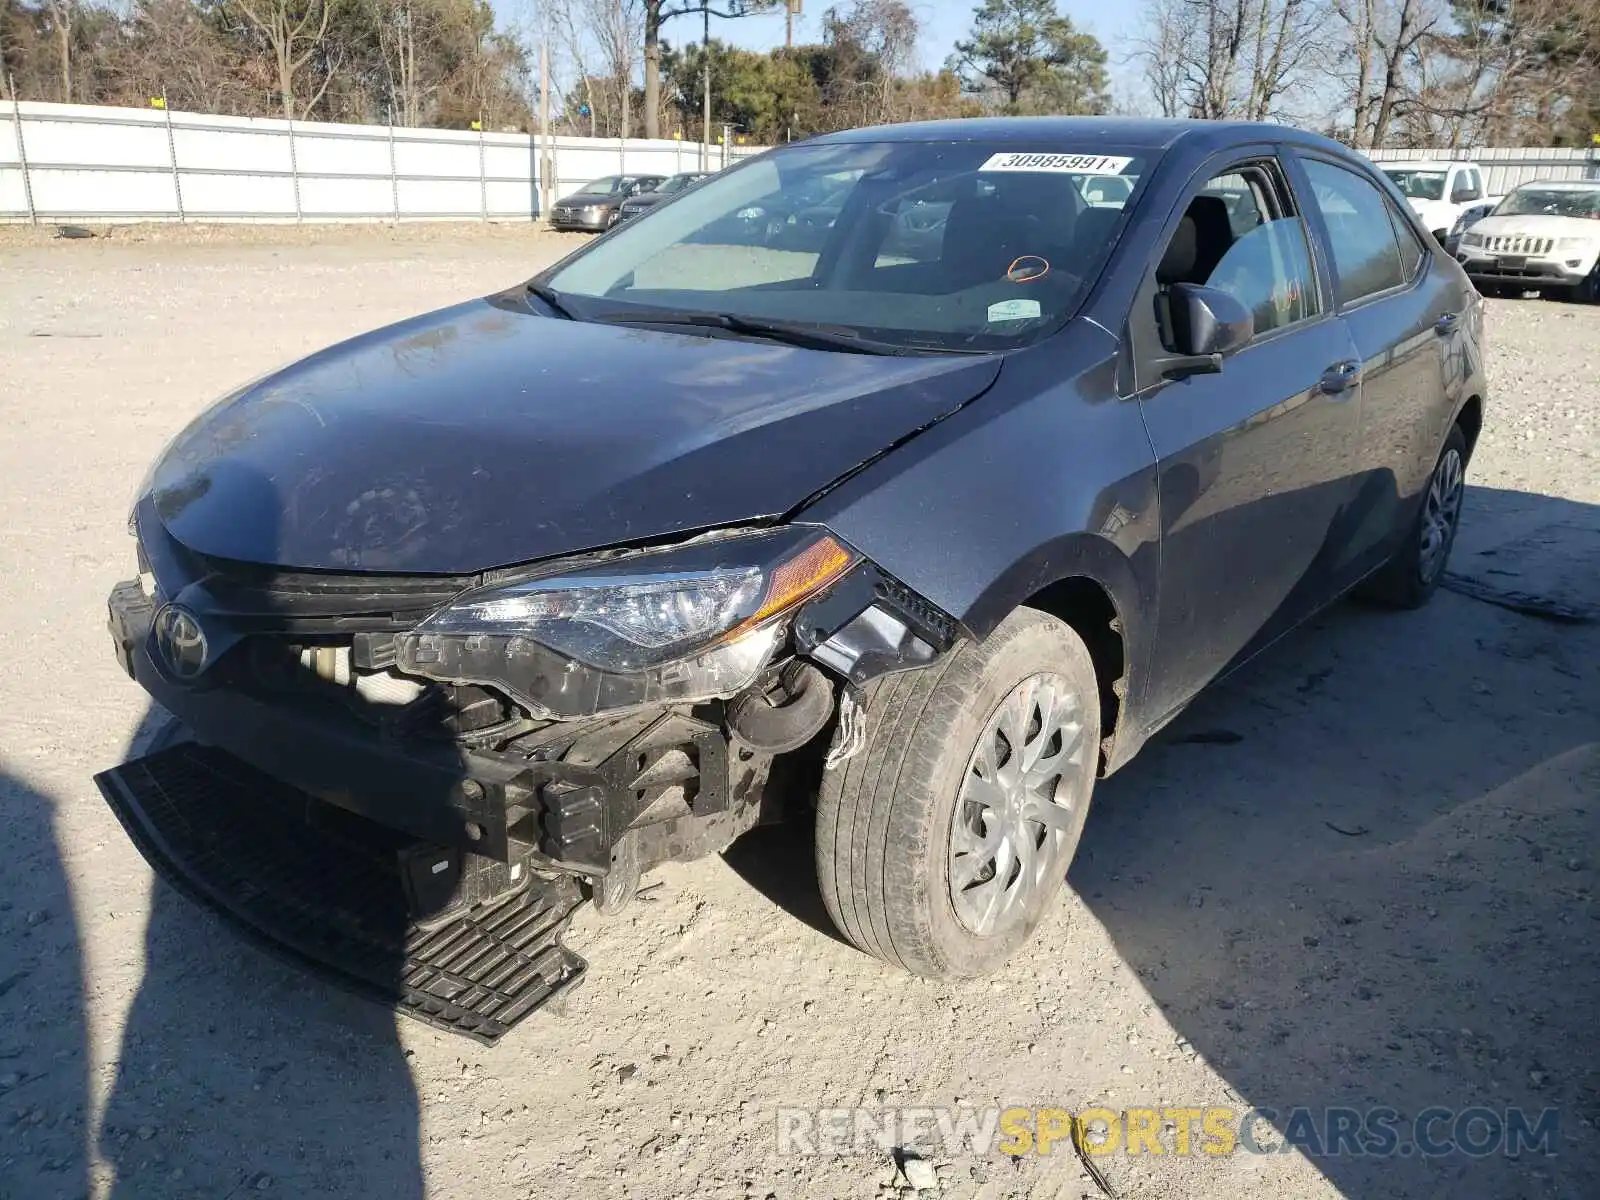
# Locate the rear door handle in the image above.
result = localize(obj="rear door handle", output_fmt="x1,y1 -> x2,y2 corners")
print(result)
1319,360 -> 1361,394
1435,312 -> 1460,335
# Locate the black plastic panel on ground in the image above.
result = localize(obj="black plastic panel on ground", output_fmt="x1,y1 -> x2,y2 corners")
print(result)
94,743 -> 587,1043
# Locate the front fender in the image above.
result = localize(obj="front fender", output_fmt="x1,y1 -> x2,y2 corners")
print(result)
803,322 -> 1162,736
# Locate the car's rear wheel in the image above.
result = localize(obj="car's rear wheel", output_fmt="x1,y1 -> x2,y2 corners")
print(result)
814,608 -> 1099,979
1358,424 -> 1468,609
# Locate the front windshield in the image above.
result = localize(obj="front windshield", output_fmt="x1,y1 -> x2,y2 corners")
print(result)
1382,169 -> 1447,201
543,141 -> 1150,352
578,176 -> 630,195
1493,185 -> 1600,219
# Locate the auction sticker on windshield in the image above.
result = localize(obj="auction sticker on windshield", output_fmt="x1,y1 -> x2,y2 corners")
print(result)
980,153 -> 1134,174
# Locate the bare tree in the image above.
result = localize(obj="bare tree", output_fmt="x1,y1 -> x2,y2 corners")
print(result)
225,0 -> 338,119
109,0 -> 252,112
372,0 -> 434,124
45,0 -> 73,100
827,0 -> 919,125
1332,0 -> 1436,146
1132,0 -> 1331,122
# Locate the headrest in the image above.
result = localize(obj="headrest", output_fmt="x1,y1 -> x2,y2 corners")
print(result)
1157,215 -> 1197,284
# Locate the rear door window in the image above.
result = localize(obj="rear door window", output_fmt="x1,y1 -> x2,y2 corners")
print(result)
1388,202 -> 1427,280
1301,159 -> 1407,305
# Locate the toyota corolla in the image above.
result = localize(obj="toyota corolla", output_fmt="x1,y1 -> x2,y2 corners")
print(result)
100,118 -> 1485,1041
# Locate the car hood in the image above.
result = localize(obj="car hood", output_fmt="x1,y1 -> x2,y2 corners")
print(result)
557,193 -> 618,207
1406,197 -> 1455,229
148,296 -> 1003,573
1468,213 -> 1600,240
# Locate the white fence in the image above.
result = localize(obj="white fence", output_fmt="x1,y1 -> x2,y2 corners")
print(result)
1366,146 -> 1599,196
5,101 -> 1594,225
0,99 -> 764,224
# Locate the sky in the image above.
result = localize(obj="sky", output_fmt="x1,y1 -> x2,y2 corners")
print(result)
499,0 -> 1149,98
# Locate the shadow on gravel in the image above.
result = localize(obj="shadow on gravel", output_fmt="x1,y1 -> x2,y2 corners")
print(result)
719,485 -> 1597,1199
1073,485 -> 1599,1199
0,770 -> 89,1200
92,712 -> 426,1199
722,818 -> 848,947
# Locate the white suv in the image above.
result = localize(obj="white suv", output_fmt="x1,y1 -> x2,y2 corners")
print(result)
1455,179 -> 1600,302
1379,160 -> 1487,243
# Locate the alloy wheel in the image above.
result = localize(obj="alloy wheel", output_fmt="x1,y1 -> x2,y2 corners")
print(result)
948,673 -> 1088,936
1419,447 -> 1464,584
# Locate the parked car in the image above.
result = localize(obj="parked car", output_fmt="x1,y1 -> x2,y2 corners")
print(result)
1454,178 -> 1600,302
1444,197 -> 1501,255
612,171 -> 711,223
1077,172 -> 1135,207
548,174 -> 666,231
102,118 -> 1485,1040
1379,160 -> 1487,244
689,170 -> 859,251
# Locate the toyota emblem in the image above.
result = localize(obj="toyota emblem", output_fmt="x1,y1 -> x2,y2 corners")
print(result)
152,604 -> 210,679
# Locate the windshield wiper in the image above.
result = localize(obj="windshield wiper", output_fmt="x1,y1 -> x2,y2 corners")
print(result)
526,281 -> 576,320
592,309 -> 908,356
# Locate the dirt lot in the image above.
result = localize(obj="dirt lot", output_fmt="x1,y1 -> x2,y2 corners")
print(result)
0,225 -> 1595,1200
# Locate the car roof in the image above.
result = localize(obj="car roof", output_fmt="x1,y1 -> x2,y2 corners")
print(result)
1509,178 -> 1599,191
806,116 -> 1351,156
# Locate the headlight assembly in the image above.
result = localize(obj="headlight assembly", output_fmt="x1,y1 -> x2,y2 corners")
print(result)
1556,236 -> 1596,253
1461,232 -> 1483,248
394,527 -> 857,718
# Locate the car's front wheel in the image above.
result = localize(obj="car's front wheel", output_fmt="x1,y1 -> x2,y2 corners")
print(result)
814,608 -> 1100,979
1572,267 -> 1600,305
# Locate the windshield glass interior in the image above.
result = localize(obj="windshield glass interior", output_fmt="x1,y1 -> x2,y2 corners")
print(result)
543,141 -> 1150,351
657,174 -> 700,194
1494,186 -> 1600,219
578,176 -> 632,195
1382,169 -> 1447,201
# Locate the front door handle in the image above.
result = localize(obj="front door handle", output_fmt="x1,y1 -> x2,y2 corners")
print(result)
1435,312 -> 1460,336
1319,360 -> 1362,394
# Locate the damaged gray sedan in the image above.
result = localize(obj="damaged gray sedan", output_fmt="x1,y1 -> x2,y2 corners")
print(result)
100,117 -> 1485,1040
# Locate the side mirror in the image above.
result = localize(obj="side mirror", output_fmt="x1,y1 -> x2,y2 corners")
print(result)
1153,283 -> 1254,379
1451,186 -> 1476,203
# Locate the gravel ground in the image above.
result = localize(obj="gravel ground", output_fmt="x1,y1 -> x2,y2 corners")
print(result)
0,226 -> 1596,1200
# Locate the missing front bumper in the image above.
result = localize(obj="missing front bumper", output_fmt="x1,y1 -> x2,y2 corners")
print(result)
95,742 -> 588,1043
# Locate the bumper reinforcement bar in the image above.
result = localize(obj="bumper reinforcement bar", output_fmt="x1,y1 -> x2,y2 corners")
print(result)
94,743 -> 587,1044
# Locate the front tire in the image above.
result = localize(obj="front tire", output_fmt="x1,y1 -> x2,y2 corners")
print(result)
1574,267 -> 1600,305
814,608 -> 1100,979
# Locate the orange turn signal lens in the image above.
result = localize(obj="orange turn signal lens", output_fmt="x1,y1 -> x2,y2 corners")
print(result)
740,534 -> 856,633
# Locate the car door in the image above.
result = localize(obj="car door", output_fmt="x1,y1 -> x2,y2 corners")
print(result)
1129,150 -> 1364,723
1291,153 -> 1463,581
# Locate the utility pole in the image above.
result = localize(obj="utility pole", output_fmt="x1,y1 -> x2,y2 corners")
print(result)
618,0 -> 629,139
538,41 -> 551,220
785,0 -> 797,48
701,2 -> 711,171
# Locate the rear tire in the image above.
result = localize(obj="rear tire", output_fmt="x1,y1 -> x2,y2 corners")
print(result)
1358,424 -> 1468,609
814,608 -> 1100,980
